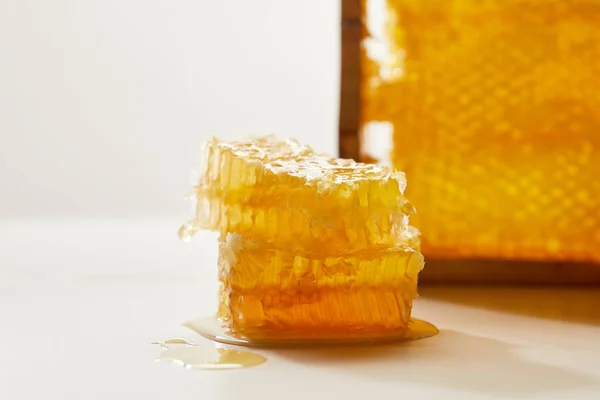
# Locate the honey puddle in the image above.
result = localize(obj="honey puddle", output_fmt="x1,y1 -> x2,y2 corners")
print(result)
152,338 -> 266,370
183,316 -> 438,348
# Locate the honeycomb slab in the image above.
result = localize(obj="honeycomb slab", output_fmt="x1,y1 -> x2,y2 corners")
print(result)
217,233 -> 423,336
191,194 -> 410,253
181,135 -> 415,253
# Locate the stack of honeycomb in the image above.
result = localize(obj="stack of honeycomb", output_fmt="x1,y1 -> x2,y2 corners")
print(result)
180,136 -> 424,339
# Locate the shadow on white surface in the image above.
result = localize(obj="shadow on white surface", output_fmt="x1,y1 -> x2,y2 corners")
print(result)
420,286 -> 600,327
276,330 -> 600,396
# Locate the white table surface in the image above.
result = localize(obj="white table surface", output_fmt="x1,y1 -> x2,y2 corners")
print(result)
2,218 -> 600,400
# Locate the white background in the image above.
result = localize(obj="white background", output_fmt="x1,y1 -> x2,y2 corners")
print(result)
1,0 -> 340,218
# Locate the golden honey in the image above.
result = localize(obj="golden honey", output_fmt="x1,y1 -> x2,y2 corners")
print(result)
360,0 -> 600,262
152,338 -> 266,369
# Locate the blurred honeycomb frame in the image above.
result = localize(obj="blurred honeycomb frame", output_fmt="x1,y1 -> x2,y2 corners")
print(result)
338,0 -> 600,285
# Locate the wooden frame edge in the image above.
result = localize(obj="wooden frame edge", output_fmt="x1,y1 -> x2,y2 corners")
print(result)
339,0 -> 361,161
421,259 -> 600,285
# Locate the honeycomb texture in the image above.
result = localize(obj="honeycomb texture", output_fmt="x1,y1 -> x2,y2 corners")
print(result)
217,233 -> 423,335
182,135 -> 415,253
192,194 -> 410,254
182,136 -> 423,338
361,0 -> 600,262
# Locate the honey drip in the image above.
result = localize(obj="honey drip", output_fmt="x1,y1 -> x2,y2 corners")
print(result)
152,338 -> 266,369
183,315 -> 438,347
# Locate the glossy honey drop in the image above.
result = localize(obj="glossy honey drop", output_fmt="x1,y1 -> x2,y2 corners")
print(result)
152,339 -> 266,369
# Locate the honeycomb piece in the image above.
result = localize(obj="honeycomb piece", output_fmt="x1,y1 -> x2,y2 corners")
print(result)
192,135 -> 410,211
189,193 -> 410,253
217,233 -> 423,336
180,135 -> 415,251
360,0 -> 600,262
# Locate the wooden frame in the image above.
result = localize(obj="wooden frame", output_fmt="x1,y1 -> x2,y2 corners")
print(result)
337,0 -> 600,285
339,0 -> 361,162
